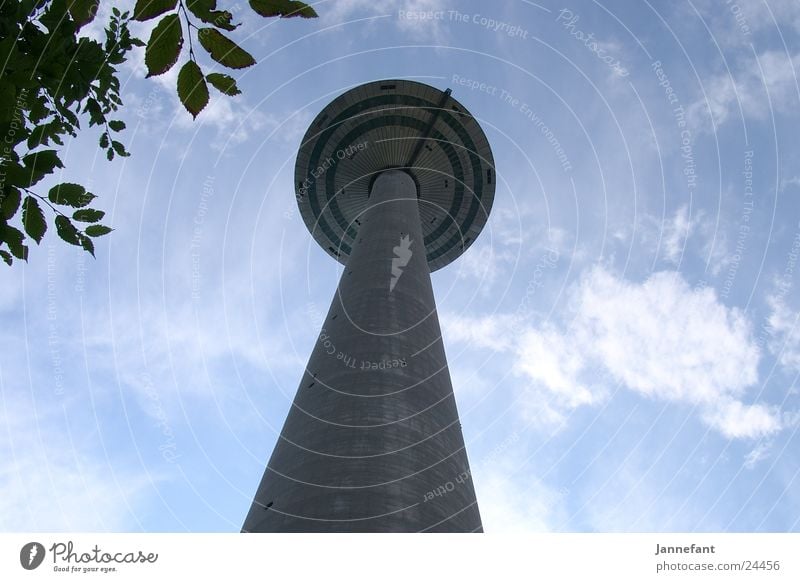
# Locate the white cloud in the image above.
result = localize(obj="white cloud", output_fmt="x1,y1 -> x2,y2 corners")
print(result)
473,469 -> 566,532
443,266 -> 783,439
696,212 -> 732,277
322,0 -> 450,42
575,268 -> 759,406
450,203 -> 570,295
688,51 -> 800,130
175,95 -> 269,147
765,289 -> 800,371
489,203 -> 571,253
471,448 -> 569,532
455,245 -> 515,294
702,399 -> 782,439
171,95 -> 312,151
514,325 -> 598,409
748,0 -> 800,32
695,0 -> 800,38
637,205 -> 701,265
442,312 -> 515,352
490,206 -> 527,247
581,455 -> 720,531
0,393 -> 155,531
114,28 -> 308,151
743,441 -> 772,470
661,204 -> 694,264
77,279 -> 305,414
0,269 -> 21,313
780,176 -> 800,191
632,205 -> 728,271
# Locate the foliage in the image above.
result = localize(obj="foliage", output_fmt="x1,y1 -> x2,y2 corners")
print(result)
0,0 -> 317,266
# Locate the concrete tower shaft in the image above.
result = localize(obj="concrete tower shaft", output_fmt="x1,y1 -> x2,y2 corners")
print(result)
242,171 -> 482,532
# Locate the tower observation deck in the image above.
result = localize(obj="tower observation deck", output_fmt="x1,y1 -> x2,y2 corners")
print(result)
242,79 -> 496,532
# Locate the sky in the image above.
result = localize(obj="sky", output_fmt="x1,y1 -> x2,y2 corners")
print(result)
2,0 -> 800,532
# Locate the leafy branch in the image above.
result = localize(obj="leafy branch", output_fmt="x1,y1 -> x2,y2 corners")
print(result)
0,0 -> 318,266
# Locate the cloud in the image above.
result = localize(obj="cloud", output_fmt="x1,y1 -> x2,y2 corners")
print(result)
513,325 -> 598,426
688,50 -> 800,130
580,454 -> 721,531
443,266 -> 783,439
174,95 -> 270,148
454,245 -> 516,294
746,0 -> 800,33
780,176 -> 800,191
442,312 -> 516,352
470,446 -> 569,532
0,392 -> 155,531
473,469 -> 567,532
172,94 -> 313,151
114,33 -> 309,151
743,441 -> 772,470
621,205 -> 728,272
702,399 -> 782,439
661,204 -> 694,264
0,269 -> 21,313
449,202 -> 570,295
575,268 -> 759,405
765,289 -> 800,372
637,204 -> 702,266
695,0 -> 800,38
321,0 -> 451,42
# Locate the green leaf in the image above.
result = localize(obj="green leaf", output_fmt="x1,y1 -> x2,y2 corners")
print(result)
73,208 -> 105,223
109,120 -> 126,131
1,188 -> 21,220
145,14 -> 183,77
187,0 -> 216,15
206,72 -> 241,96
10,151 -> 63,188
178,61 -> 210,118
0,80 -> 18,125
187,0 -> 238,31
83,98 -> 104,127
206,10 -> 238,31
27,125 -> 49,149
107,148 -> 115,161
48,183 -> 96,208
22,197 -> 47,244
111,140 -> 130,157
55,215 -> 81,246
61,107 -> 79,129
67,0 -> 100,28
2,225 -> 28,260
197,28 -> 256,69
134,0 -> 178,21
99,132 -> 110,148
79,233 -> 96,257
3,163 -> 32,188
22,150 -> 63,177
0,250 -> 11,266
249,0 -> 318,18
85,224 -> 113,237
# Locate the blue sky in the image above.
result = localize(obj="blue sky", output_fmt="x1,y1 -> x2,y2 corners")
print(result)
2,0 -> 800,532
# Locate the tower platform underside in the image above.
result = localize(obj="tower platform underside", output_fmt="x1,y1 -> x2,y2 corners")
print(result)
294,79 -> 496,272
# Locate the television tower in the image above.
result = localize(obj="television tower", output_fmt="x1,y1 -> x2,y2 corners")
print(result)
242,79 -> 495,532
